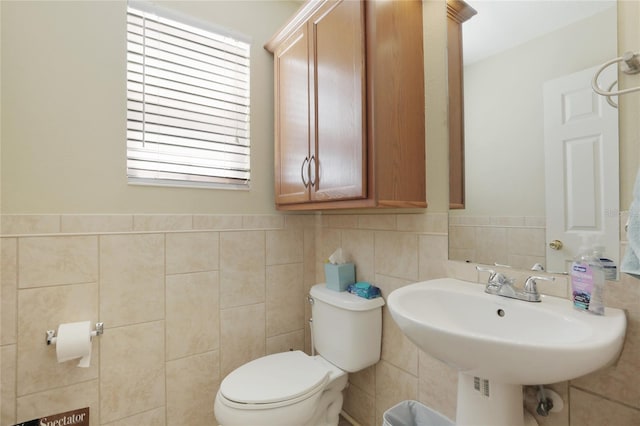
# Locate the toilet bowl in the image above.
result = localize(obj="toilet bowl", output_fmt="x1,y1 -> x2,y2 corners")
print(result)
214,351 -> 348,426
214,284 -> 384,426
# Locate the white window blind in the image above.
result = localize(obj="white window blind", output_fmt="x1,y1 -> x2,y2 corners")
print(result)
126,4 -> 251,188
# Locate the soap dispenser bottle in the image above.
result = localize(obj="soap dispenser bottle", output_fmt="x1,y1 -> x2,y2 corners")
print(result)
570,235 -> 605,315
593,245 -> 617,280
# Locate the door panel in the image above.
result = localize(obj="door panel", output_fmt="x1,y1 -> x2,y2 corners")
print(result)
310,0 -> 366,201
544,65 -> 619,273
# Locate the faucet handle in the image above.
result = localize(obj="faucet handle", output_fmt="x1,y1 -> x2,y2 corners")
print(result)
531,263 -> 545,271
523,275 -> 555,294
476,266 -> 497,283
476,266 -> 496,275
477,266 -> 510,286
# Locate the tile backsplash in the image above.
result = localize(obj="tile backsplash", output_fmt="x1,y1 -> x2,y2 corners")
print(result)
449,215 -> 546,269
1,213 -> 638,426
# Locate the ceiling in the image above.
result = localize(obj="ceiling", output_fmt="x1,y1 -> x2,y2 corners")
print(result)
462,0 -> 616,65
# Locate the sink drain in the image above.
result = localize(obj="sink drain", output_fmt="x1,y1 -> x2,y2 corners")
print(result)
496,309 -> 505,317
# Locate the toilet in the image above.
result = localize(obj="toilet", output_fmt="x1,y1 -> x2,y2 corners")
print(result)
214,283 -> 385,426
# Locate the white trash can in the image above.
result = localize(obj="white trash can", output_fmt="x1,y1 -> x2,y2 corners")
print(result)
382,400 -> 454,426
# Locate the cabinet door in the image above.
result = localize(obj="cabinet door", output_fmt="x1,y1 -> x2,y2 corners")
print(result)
310,0 -> 366,201
274,26 -> 311,204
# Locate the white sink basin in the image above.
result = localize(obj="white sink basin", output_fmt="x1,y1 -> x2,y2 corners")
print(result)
388,278 -> 626,384
388,278 -> 626,426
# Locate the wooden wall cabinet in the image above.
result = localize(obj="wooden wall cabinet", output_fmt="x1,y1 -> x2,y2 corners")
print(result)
266,0 -> 426,211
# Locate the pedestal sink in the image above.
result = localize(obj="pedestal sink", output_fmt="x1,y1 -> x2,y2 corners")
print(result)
387,278 -> 626,426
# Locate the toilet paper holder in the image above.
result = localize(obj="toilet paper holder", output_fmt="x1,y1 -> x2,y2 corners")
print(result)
46,322 -> 104,345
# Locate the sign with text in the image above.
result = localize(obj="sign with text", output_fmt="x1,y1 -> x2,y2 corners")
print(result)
13,407 -> 89,426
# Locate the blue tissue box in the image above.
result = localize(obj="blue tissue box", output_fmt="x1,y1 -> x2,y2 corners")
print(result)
324,263 -> 355,291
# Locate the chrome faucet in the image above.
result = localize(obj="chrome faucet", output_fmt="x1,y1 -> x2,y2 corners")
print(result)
522,275 -> 555,302
476,266 -> 555,302
476,266 -> 513,292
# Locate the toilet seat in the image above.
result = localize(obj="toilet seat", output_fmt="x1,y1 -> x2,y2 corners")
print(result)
219,351 -> 330,408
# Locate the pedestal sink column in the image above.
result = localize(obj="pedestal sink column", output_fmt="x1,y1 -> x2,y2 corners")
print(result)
456,373 -> 525,426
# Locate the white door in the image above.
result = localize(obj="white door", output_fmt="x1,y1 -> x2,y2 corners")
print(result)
543,65 -> 619,274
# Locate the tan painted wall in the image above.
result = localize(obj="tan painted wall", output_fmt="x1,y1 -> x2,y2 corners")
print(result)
0,1 -> 298,214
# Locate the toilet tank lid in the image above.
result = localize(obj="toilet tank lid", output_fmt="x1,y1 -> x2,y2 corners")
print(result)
310,284 -> 385,311
220,351 -> 329,405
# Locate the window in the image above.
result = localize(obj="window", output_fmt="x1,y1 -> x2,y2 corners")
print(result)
126,3 -> 251,189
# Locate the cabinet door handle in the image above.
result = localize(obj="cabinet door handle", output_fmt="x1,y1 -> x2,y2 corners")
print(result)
309,155 -> 316,187
301,157 -> 309,188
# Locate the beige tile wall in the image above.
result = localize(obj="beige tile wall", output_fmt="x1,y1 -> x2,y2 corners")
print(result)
0,214 -> 316,426
2,212 -> 638,426
315,213 -> 454,426
449,215 -> 546,269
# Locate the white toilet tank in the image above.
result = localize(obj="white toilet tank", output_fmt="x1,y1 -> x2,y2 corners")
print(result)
309,284 -> 385,373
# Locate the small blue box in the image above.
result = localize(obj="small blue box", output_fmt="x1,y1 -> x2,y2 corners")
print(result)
324,263 -> 356,291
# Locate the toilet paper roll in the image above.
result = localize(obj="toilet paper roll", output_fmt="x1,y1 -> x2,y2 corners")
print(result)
56,321 -> 92,368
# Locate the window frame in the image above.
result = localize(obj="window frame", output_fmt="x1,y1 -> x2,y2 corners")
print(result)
126,1 -> 252,190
